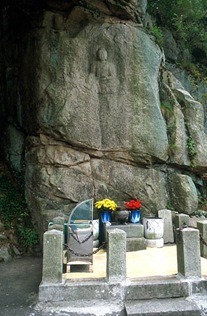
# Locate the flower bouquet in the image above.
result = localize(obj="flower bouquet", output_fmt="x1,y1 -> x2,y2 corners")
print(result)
124,199 -> 142,223
95,198 -> 117,211
95,198 -> 117,223
124,199 -> 142,210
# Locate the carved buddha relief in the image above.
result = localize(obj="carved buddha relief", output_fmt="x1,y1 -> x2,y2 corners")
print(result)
91,48 -> 118,95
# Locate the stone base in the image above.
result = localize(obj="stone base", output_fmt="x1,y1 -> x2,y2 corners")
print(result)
146,238 -> 164,248
104,224 -> 146,252
126,237 -> 146,251
105,223 -> 144,238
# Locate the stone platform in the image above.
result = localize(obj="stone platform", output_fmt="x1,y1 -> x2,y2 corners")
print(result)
104,223 -> 146,252
38,275 -> 207,315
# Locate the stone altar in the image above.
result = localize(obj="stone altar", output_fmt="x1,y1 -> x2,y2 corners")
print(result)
104,223 -> 146,252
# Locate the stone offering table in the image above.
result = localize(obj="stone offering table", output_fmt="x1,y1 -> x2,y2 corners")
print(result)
104,223 -> 146,251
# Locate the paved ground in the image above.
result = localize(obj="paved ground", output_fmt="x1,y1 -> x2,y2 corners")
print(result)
0,256 -> 79,316
0,255 -> 43,316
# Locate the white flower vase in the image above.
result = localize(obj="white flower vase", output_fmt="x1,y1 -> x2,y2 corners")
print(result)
143,217 -> 164,244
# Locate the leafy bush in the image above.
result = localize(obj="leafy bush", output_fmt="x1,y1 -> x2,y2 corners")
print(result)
148,0 -> 206,26
0,176 -> 27,225
0,176 -> 39,250
198,197 -> 207,211
18,226 -> 39,249
186,136 -> 197,166
149,26 -> 164,46
147,0 -> 207,70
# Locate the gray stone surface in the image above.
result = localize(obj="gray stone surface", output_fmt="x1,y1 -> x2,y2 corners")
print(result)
146,238 -> 164,248
174,213 -> 190,228
158,209 -> 174,243
125,278 -> 190,300
2,1 -> 207,244
170,174 -> 198,215
39,276 -> 195,303
0,222 -> 4,232
48,223 -> 64,231
191,280 -> 207,295
163,69 -> 207,168
35,300 -> 126,316
0,245 -> 12,262
176,228 -> 201,278
163,29 -> 180,62
125,298 -> 201,315
42,229 -> 63,283
53,216 -> 65,225
126,237 -> 146,252
32,20 -> 167,158
0,256 -> 43,316
22,12 -> 171,235
11,245 -> 21,256
2,124 -> 25,173
106,224 -> 144,238
105,224 -> 146,252
107,228 -> 126,282
39,281 -> 124,302
143,217 -> 164,239
197,220 -> 207,258
0,234 -> 7,240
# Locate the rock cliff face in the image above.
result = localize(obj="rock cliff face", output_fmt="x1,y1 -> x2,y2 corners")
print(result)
0,0 -> 207,235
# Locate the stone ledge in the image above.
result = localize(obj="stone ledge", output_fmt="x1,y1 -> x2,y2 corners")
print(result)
126,237 -> 146,252
125,298 -> 201,315
35,299 -> 125,316
125,279 -> 190,300
105,224 -> 144,238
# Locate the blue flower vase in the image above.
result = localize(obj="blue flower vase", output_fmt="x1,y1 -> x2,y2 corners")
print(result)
130,209 -> 141,223
101,210 -> 112,223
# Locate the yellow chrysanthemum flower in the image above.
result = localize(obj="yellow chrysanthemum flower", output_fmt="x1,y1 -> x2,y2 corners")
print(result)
95,199 -> 117,211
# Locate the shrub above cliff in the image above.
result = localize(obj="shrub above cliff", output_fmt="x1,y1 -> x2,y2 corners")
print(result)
147,0 -> 207,69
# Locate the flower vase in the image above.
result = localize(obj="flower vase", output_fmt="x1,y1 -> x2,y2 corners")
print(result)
130,209 -> 141,223
101,210 -> 112,223
113,210 -> 129,224
143,217 -> 164,239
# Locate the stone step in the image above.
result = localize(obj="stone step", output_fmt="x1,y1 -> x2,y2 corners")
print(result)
39,277 -> 191,302
125,277 -> 189,300
35,300 -> 125,316
125,298 -> 201,316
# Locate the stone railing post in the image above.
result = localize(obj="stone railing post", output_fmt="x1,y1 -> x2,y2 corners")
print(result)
197,220 -> 207,259
176,227 -> 201,278
42,229 -> 63,283
107,228 -> 126,282
174,213 -> 190,228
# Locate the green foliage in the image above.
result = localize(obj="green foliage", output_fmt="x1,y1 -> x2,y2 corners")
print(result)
160,100 -> 178,158
149,26 -> 164,46
168,143 -> 178,156
0,176 -> 39,250
171,14 -> 188,41
186,136 -> 197,163
182,63 -> 207,86
167,121 -> 176,136
191,210 -> 207,218
148,0 -> 206,26
166,201 -> 175,211
18,226 -> 39,249
147,0 -> 174,22
160,101 -> 174,119
147,0 -> 207,70
198,196 -> 207,211
0,176 -> 27,225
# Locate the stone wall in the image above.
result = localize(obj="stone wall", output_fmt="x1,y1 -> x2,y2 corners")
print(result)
0,0 -> 207,237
